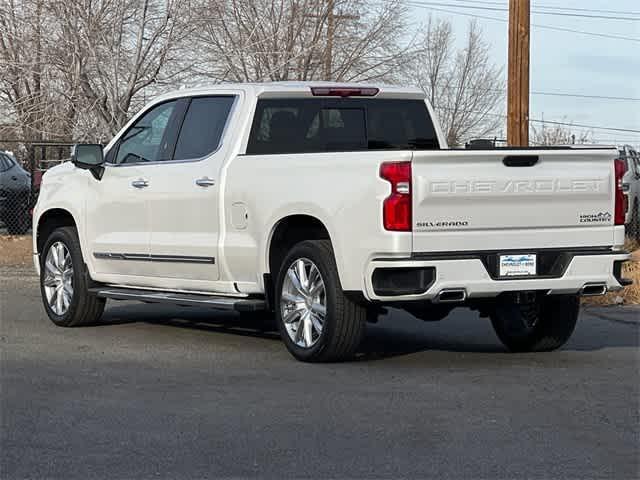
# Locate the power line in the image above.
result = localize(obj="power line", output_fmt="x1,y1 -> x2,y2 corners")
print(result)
531,24 -> 640,43
534,10 -> 638,21
534,4 -> 640,16
407,1 -> 640,21
529,119 -> 640,134
435,85 -> 640,102
406,1 -> 640,42
435,106 -> 640,134
529,91 -> 640,102
440,0 -> 640,16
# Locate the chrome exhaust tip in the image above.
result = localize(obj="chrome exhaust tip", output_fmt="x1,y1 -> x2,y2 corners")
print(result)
434,288 -> 467,303
579,283 -> 607,297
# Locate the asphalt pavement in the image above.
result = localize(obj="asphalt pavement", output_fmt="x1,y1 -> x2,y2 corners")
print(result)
1,266 -> 639,479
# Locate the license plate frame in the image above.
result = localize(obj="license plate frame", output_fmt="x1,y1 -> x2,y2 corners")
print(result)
499,253 -> 537,277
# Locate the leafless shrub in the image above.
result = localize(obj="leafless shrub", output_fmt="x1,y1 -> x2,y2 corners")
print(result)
530,118 -> 592,145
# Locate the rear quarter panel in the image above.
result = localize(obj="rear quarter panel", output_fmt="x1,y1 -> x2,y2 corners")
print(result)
223,151 -> 413,291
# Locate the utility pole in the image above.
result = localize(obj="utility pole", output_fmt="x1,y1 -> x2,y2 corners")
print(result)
507,0 -> 530,146
324,0 -> 335,80
322,0 -> 358,80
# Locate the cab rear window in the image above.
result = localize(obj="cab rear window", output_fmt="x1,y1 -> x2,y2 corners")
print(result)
246,98 -> 439,155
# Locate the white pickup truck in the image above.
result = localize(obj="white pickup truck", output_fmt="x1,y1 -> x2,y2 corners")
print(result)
33,82 -> 631,362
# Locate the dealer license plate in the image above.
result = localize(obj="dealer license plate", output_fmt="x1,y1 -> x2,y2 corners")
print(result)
499,254 -> 537,277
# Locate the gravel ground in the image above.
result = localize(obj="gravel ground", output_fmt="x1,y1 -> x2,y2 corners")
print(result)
1,267 -> 639,480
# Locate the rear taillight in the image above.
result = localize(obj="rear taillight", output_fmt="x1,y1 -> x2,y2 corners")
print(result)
380,161 -> 412,231
614,158 -> 628,225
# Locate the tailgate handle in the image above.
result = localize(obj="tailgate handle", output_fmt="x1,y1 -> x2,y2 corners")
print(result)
503,155 -> 538,167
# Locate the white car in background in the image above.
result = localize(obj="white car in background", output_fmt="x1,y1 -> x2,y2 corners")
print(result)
619,145 -> 640,239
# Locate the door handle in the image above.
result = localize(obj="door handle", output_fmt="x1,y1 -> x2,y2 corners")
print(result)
195,177 -> 215,187
131,179 -> 149,189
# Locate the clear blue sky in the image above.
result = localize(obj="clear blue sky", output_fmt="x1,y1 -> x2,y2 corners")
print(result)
408,0 -> 640,147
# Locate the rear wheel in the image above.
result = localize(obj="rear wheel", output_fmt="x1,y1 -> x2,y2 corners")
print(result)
490,294 -> 579,352
40,226 -> 105,327
275,240 -> 366,362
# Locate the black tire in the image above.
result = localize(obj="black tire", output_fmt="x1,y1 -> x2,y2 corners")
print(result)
490,294 -> 580,352
275,240 -> 366,362
40,226 -> 105,327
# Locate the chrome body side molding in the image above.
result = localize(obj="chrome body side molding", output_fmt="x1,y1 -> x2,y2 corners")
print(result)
93,252 -> 215,264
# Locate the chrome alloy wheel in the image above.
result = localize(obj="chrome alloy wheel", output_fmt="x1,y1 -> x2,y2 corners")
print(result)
281,258 -> 327,348
43,241 -> 74,316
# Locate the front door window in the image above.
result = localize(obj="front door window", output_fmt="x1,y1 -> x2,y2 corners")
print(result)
115,101 -> 178,164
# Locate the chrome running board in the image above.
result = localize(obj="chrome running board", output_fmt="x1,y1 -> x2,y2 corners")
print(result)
89,287 -> 266,312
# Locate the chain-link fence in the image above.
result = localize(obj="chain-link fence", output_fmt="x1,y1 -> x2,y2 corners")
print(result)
627,214 -> 640,243
0,141 -> 74,235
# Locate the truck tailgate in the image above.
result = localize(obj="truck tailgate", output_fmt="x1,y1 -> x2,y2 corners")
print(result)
411,148 -> 618,252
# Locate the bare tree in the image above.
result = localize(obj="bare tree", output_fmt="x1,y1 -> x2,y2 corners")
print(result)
191,0 -> 413,83
1,0 -> 193,140
0,0 -> 58,140
53,0 -> 191,137
1,1 -> 505,146
410,18 -> 504,146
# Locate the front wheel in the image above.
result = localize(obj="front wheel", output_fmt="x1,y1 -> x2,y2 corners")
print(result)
275,240 -> 366,362
40,226 -> 106,327
490,294 -> 579,352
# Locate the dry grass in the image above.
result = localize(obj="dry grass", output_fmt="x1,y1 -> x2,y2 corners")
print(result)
1,234 -> 638,303
583,238 -> 640,306
0,234 -> 33,267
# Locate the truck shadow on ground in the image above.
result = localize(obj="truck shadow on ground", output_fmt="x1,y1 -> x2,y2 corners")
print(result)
101,303 -> 639,360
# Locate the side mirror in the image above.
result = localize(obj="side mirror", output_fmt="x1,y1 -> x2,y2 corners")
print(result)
72,144 -> 105,180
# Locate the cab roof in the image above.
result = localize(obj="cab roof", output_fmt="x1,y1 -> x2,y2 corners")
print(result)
152,81 -> 426,103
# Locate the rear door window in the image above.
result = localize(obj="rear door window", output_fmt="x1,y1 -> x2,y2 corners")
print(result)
174,96 -> 235,160
246,98 -> 439,155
